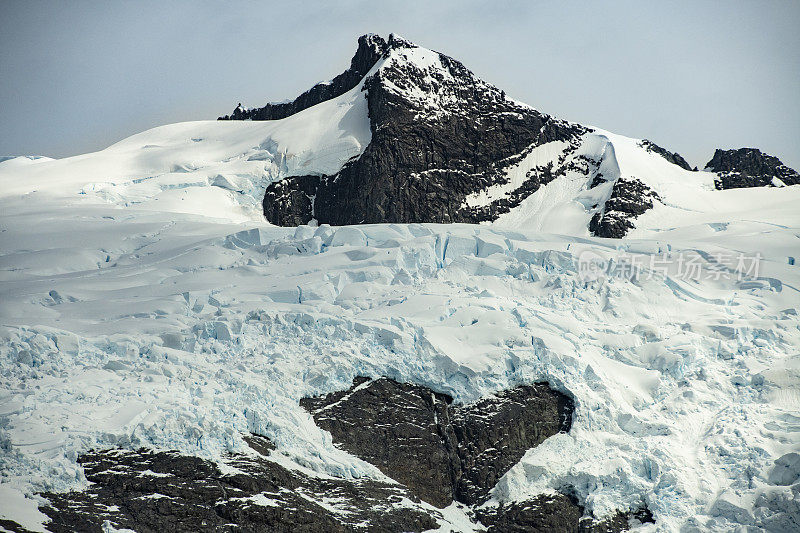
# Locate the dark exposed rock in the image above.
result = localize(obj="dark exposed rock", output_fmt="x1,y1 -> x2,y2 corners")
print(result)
639,139 -> 693,171
301,377 -> 460,508
0,518 -> 36,533
300,377 -> 574,508
38,435 -> 440,533
452,385 -> 574,505
589,178 -> 660,238
705,148 -> 800,189
475,494 -> 585,532
219,34 -> 389,121
261,174 -> 321,227
476,495 -> 654,533
589,172 -> 607,189
309,86 -> 584,226
248,34 -> 587,226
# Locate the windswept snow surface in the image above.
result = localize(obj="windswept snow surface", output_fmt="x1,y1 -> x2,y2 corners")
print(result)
1,118 -> 799,531
490,128 -> 800,240
0,78 -> 371,220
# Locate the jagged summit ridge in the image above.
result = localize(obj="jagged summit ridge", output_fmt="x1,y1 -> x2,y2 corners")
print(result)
639,139 -> 694,171
219,33 -> 412,121
220,33 -> 798,238
219,33 -> 387,121
219,32 -> 526,122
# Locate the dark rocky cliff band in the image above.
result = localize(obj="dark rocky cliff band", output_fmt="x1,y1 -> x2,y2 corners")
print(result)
706,148 -> 800,189
300,377 -> 574,507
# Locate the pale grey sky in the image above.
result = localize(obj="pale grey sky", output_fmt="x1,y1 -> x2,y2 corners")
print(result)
1,1 -> 798,169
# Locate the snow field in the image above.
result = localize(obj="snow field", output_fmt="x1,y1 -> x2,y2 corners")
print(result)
1,191 -> 798,530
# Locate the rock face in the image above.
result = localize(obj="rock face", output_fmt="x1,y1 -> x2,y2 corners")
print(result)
451,385 -> 575,505
300,377 -> 574,507
301,377 -> 461,508
310,43 -> 585,226
706,148 -> 800,189
639,139 -> 693,171
476,495 -> 655,533
589,178 -> 660,238
36,435 -> 439,533
261,174 -> 320,227
301,377 -> 653,531
219,34 -> 388,121
476,495 -> 585,533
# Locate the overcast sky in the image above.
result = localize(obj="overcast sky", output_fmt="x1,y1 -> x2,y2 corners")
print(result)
1,1 -> 798,169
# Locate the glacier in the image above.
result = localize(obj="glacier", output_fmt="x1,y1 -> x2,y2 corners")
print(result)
1,45 -> 799,532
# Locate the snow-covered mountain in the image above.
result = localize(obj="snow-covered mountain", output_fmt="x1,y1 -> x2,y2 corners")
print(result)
0,34 -> 799,532
224,33 -> 799,238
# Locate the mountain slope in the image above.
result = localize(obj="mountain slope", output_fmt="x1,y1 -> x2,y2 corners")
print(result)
0,82 -> 371,223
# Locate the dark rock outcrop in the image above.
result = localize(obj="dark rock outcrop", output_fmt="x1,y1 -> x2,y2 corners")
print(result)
451,385 -> 574,505
639,139 -> 693,171
308,72 -> 585,226
589,178 -> 660,238
705,148 -> 800,189
300,377 -> 574,508
219,34 -> 389,121
0,519 -> 35,533
476,495 -> 654,533
476,495 -> 585,533
301,376 -> 460,508
37,435 -> 439,533
299,377 -> 653,531
261,174 -> 321,227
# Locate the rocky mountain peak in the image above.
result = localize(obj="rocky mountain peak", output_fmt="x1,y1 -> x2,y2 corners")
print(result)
351,32 -> 390,70
220,33 -> 522,124
224,34 -> 798,237
639,139 -> 693,171
386,32 -> 416,50
218,33 -> 389,121
260,34 -> 588,227
371,37 -> 512,119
